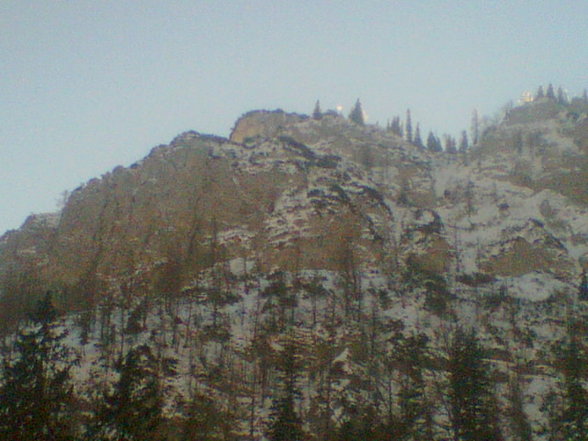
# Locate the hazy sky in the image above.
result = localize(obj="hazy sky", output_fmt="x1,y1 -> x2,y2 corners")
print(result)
1,1 -> 587,234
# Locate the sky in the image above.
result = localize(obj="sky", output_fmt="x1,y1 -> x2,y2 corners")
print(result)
1,1 -> 587,235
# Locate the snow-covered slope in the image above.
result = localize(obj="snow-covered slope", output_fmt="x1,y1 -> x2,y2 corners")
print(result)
1,98 -> 588,440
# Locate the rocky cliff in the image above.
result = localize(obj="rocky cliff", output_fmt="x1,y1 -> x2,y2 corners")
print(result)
1,97 -> 588,440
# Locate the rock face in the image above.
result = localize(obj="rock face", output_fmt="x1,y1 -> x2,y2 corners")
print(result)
1,99 -> 588,440
3,105 -> 586,305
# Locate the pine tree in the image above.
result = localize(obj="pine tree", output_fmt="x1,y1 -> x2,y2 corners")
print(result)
94,344 -> 164,441
266,334 -> 305,441
447,328 -> 503,441
579,270 -> 588,301
0,292 -> 78,441
557,325 -> 588,441
414,123 -> 423,148
427,131 -> 442,153
313,100 -> 322,120
445,135 -> 457,154
536,85 -> 545,99
406,109 -> 413,143
348,99 -> 365,125
389,116 -> 403,137
471,109 -> 480,146
181,392 -> 236,441
506,373 -> 533,441
546,83 -> 556,100
395,333 -> 431,440
459,130 -> 469,153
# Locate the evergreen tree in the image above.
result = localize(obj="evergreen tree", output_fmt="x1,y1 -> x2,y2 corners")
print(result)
506,373 -> 533,441
557,326 -> 588,441
94,344 -> 164,441
395,333 -> 432,440
471,109 -> 480,146
181,392 -> 236,441
546,83 -> 556,100
447,328 -> 503,441
266,334 -> 305,441
0,292 -> 78,441
427,131 -> 442,152
405,109 -> 413,143
389,116 -> 403,137
583,89 -> 588,104
313,100 -> 322,120
445,135 -> 457,154
459,130 -> 469,153
414,123 -> 423,148
335,407 -> 380,441
348,99 -> 365,125
579,270 -> 588,301
536,85 -> 545,100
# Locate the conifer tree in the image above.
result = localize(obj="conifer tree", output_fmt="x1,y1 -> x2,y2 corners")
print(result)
389,116 -> 403,137
427,131 -> 442,153
556,324 -> 588,441
459,130 -> 469,153
313,100 -> 322,120
0,292 -> 78,441
414,123 -> 423,148
447,328 -> 503,441
395,333 -> 432,440
406,109 -> 413,143
536,85 -> 545,99
348,99 -> 365,125
94,344 -> 164,441
471,109 -> 480,146
579,270 -> 588,301
546,83 -> 556,100
181,392 -> 236,441
445,135 -> 457,154
506,373 -> 533,441
266,334 -> 305,441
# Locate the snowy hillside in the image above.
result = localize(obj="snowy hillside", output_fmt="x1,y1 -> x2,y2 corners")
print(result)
0,96 -> 587,440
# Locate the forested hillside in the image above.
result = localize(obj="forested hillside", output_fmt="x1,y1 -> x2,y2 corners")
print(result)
1,90 -> 588,440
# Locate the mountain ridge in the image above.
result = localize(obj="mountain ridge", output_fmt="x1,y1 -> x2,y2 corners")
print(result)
0,95 -> 587,440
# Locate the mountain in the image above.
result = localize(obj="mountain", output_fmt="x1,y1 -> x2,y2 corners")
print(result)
1,95 -> 588,440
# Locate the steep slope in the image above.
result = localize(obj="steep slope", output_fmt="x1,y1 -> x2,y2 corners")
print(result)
1,98 -> 588,440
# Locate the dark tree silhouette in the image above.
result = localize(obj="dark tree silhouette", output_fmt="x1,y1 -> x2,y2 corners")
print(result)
471,109 -> 480,145
266,334 -> 305,441
414,123 -> 424,148
389,116 -> 403,137
546,83 -> 556,100
427,131 -> 442,152
579,271 -> 588,301
445,135 -> 457,154
94,344 -> 165,441
448,328 -> 503,441
556,324 -> 588,441
0,292 -> 78,441
405,109 -> 413,143
459,130 -> 469,153
313,100 -> 322,120
348,99 -> 365,125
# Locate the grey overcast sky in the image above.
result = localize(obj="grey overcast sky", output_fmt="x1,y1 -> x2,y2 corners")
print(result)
1,1 -> 587,235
